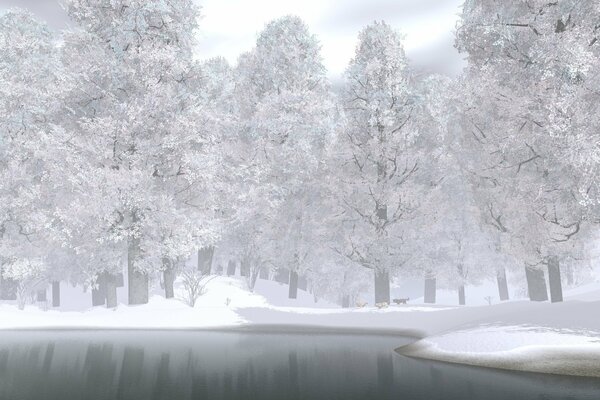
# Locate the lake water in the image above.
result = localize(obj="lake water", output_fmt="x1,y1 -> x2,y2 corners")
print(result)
0,330 -> 598,400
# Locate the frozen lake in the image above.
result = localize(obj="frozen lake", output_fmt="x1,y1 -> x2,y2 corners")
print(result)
0,330 -> 598,400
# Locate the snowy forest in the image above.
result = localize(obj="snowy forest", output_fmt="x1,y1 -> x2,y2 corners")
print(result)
1,0 -> 599,311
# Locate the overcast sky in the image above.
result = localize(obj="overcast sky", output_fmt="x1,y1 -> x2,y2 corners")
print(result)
0,0 -> 466,78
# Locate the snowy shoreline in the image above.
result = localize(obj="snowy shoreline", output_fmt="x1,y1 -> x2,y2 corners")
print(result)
396,339 -> 600,378
1,277 -> 600,379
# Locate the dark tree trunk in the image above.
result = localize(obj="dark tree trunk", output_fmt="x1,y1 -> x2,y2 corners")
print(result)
92,274 -> 107,306
297,275 -> 307,291
525,266 -> 548,302
496,268 -> 509,301
128,235 -> 148,305
105,273 -> 118,308
424,277 -> 436,304
226,260 -> 237,276
51,281 -> 60,307
341,295 -> 350,308
163,259 -> 176,299
547,256 -> 563,303
458,285 -> 465,305
197,246 -> 214,275
288,270 -> 299,299
374,269 -> 390,304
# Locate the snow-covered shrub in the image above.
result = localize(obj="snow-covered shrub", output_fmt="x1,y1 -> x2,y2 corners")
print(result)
2,258 -> 46,310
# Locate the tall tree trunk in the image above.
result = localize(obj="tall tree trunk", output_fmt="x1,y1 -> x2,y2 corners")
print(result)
105,273 -> 117,308
341,295 -> 350,308
288,270 -> 299,299
374,269 -> 390,304
51,281 -> 60,307
128,234 -> 148,305
197,246 -> 214,275
547,256 -> 563,303
458,285 -> 465,305
496,268 -> 509,301
456,263 -> 467,306
163,259 -> 175,299
92,274 -> 107,306
226,260 -> 237,276
525,266 -> 548,302
424,277 -> 436,304
373,161 -> 390,305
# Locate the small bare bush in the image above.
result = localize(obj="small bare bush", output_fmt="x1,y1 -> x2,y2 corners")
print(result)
179,270 -> 216,307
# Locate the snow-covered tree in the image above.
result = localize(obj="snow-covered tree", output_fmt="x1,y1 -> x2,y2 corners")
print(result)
234,16 -> 336,299
335,21 -> 425,304
0,9 -> 68,307
59,0 -> 222,305
455,0 -> 595,302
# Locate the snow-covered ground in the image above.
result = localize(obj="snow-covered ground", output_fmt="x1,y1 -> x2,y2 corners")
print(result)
1,276 -> 600,378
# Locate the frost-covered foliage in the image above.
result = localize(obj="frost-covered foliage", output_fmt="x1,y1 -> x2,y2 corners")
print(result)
1,1 -> 599,310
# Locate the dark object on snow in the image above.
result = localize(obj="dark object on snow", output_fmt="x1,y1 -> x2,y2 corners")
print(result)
392,298 -> 409,305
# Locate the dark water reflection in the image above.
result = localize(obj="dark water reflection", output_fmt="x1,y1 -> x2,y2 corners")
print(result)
0,330 -> 598,400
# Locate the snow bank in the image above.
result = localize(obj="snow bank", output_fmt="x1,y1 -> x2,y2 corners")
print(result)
0,276 -> 262,330
397,325 -> 600,377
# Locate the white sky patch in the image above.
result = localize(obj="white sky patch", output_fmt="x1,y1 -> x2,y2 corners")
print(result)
0,0 -> 466,76
194,0 -> 465,77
